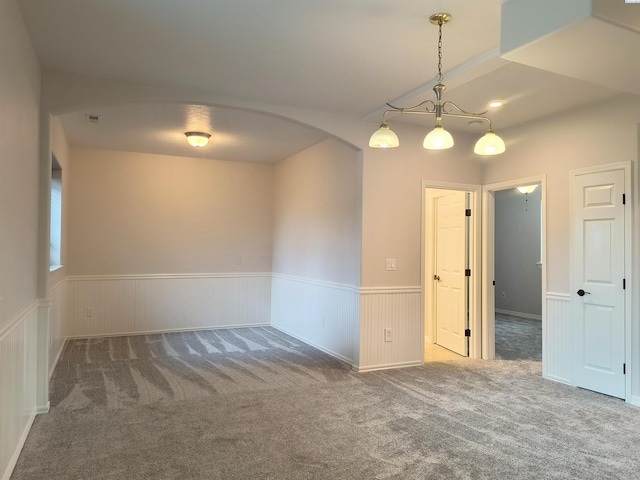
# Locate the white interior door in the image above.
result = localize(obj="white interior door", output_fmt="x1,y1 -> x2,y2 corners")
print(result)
435,191 -> 468,356
572,169 -> 626,399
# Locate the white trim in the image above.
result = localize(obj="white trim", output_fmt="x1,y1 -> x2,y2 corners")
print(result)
630,396 -> 640,408
0,299 -> 39,341
482,175 -> 547,362
65,322 -> 270,340
2,412 -> 37,480
49,340 -> 66,380
544,374 -> 573,386
271,324 -> 353,366
547,292 -> 571,299
421,180 -> 482,361
569,161 -> 632,403
355,360 -> 422,373
495,309 -> 542,321
569,161 -> 631,176
68,272 -> 272,281
272,272 -> 358,292
359,286 -> 421,295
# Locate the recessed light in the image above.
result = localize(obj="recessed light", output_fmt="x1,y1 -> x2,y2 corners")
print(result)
488,101 -> 503,108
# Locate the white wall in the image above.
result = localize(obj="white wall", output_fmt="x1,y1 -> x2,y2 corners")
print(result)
483,94 -> 640,292
495,187 -> 542,317
483,93 -> 640,399
0,1 -> 40,329
358,124 -> 485,369
48,118 -> 70,373
68,147 -> 273,275
272,139 -> 361,285
64,147 -> 274,337
271,139 -> 361,365
0,1 -> 42,479
361,124 -> 484,288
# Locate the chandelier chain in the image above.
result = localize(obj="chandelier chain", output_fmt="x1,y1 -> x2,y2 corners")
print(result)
437,22 -> 443,82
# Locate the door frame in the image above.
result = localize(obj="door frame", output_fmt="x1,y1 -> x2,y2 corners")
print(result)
569,161 -> 632,402
481,175 -> 547,363
421,180 -> 481,360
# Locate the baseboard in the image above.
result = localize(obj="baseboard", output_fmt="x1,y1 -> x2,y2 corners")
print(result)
65,322 -> 270,340
543,373 -> 572,386
355,360 -> 423,373
271,324 -> 354,367
2,411 -> 37,480
629,395 -> 640,407
495,308 -> 542,321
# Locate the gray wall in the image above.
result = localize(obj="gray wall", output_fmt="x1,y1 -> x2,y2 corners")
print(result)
495,187 -> 542,317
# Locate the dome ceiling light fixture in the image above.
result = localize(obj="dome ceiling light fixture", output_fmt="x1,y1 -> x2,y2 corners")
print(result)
369,13 -> 506,156
517,184 -> 538,195
185,131 -> 211,148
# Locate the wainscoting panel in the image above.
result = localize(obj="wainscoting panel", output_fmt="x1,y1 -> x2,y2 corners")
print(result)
68,274 -> 271,338
0,301 -> 39,480
359,288 -> 422,371
48,279 -> 67,378
270,274 -> 359,366
544,293 -> 572,385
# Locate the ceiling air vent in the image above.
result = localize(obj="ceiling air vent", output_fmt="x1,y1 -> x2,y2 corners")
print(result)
85,114 -> 102,124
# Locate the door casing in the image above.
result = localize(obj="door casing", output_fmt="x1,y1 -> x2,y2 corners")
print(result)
481,175 -> 547,363
570,162 -> 632,402
422,181 -> 481,360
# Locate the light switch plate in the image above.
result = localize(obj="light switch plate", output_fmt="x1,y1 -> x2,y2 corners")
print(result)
385,258 -> 396,271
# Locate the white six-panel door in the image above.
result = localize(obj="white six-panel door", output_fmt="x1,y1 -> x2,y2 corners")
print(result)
435,191 -> 468,356
572,168 -> 626,399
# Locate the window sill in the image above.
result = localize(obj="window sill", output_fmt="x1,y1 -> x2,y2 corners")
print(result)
49,265 -> 63,272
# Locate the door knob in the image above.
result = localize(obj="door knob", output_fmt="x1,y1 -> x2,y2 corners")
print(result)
577,289 -> 591,296
434,275 -> 440,281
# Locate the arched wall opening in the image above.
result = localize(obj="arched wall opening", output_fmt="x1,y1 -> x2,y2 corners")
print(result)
38,73 -> 364,388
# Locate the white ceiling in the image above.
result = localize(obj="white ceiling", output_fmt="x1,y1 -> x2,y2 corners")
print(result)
16,0 -> 638,163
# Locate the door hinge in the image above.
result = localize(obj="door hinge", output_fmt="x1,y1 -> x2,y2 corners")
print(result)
623,278 -> 626,290
465,208 -> 471,217
465,329 -> 471,337
465,269 -> 471,277
623,193 -> 626,205
623,363 -> 626,375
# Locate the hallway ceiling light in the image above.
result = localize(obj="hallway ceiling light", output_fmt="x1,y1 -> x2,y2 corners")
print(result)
185,131 -> 211,148
517,184 -> 538,194
369,13 -> 506,156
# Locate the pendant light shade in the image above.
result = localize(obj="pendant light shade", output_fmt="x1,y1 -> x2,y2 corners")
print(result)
423,125 -> 454,150
473,131 -> 506,156
369,123 -> 400,148
185,131 -> 211,148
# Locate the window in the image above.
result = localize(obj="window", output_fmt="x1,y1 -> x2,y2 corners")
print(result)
50,155 -> 62,270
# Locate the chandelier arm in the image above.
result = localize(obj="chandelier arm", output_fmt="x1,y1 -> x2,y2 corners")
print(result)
441,100 -> 488,117
385,100 -> 437,113
388,110 -> 492,128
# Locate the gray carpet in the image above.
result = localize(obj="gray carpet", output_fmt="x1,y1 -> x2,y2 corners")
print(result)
12,326 -> 640,479
495,313 -> 542,361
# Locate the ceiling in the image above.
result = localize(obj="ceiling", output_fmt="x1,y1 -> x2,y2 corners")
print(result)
16,0 -> 637,163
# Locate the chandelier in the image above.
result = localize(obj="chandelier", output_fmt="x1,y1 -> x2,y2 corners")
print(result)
369,13 -> 506,156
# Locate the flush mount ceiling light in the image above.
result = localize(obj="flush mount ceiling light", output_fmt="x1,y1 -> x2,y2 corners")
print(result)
185,131 -> 211,148
517,184 -> 538,194
369,13 -> 506,156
